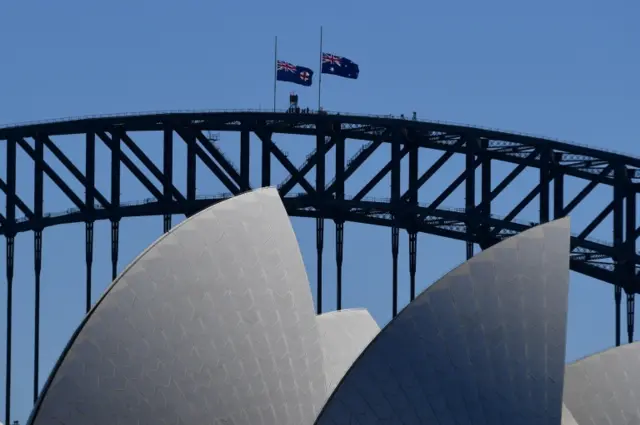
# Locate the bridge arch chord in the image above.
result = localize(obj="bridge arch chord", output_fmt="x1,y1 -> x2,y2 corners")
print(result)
0,111 -> 638,423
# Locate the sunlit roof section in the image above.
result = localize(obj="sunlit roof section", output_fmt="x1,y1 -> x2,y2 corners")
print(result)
561,404 -> 580,425
317,309 -> 380,394
29,188 -> 326,425
563,341 -> 640,425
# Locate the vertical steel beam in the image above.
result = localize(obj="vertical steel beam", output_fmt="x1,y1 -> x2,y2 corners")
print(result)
163,214 -> 172,233
391,131 -> 401,317
408,232 -> 417,300
111,221 -> 119,281
613,166 -> 624,346
628,292 -> 636,343
111,130 -> 121,281
5,137 -> 16,425
240,130 -> 250,191
186,131 -> 196,203
465,138 -> 476,260
625,176 -> 636,343
540,148 -> 551,223
480,139 -> 491,246
335,134 -> 345,310
4,235 -> 14,425
408,132 -> 418,301
315,129 -> 325,314
34,136 -> 44,220
316,219 -> 324,314
85,222 -> 94,309
33,135 -> 44,403
163,126 -> 173,233
261,133 -> 271,187
85,133 -> 95,312
391,227 -> 400,317
33,230 -> 42,403
335,222 -> 344,310
553,152 -> 564,218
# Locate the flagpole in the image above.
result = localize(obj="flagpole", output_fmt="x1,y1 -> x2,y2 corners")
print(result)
273,35 -> 278,112
317,26 -> 323,111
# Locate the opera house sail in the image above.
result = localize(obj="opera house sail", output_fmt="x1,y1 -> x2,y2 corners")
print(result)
314,214 -> 571,425
25,187 -> 639,425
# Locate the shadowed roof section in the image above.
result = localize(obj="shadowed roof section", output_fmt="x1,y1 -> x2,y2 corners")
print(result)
316,309 -> 380,395
563,342 -> 640,425
314,218 -> 571,425
29,188 -> 327,425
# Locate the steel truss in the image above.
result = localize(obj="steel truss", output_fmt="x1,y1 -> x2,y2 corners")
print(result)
1,111 -> 639,423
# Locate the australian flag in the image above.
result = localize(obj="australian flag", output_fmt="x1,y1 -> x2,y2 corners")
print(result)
321,53 -> 359,79
276,60 -> 314,87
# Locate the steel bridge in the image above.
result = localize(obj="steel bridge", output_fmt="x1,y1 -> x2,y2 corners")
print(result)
1,110 -> 639,423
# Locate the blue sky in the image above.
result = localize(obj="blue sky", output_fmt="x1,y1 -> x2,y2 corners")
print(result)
1,0 -> 639,422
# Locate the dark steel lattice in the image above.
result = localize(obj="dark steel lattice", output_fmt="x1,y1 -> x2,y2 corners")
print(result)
1,110 -> 639,424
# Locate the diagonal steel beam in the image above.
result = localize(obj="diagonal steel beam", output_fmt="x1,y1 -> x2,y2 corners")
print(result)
475,149 -> 540,214
353,145 -> 411,202
119,133 -> 186,203
279,136 -> 338,196
254,131 -> 316,195
175,128 -> 241,195
488,174 -> 557,238
96,132 -> 164,200
400,149 -> 457,201
325,139 -> 386,194
193,130 -> 244,188
38,135 -> 111,208
16,138 -> 85,211
422,157 -> 483,215
562,166 -> 612,215
0,177 -> 34,219
504,183 -> 544,222
578,201 -> 614,240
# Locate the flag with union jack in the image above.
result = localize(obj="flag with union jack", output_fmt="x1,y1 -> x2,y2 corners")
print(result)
321,53 -> 359,80
276,60 -> 314,87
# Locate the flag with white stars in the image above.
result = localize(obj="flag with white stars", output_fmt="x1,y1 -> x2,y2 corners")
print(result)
321,53 -> 359,80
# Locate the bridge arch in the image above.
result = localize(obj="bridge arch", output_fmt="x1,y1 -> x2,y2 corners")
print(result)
0,110 -> 638,423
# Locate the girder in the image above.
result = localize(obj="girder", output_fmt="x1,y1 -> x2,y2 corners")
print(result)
0,110 -> 638,424
0,111 -> 637,287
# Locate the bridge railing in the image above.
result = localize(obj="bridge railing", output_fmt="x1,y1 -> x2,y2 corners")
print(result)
0,108 -> 637,161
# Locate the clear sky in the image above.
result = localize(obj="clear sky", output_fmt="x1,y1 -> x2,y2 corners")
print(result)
0,0 -> 639,422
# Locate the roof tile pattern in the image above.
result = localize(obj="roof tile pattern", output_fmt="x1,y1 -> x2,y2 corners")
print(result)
317,309 -> 380,394
26,188 -> 595,425
29,188 -> 326,425
563,342 -> 640,425
314,218 -> 571,425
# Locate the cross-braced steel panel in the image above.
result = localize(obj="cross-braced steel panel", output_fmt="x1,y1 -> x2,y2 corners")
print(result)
1,110 -> 639,424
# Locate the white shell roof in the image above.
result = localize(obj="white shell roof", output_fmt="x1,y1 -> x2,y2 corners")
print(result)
563,341 -> 640,425
314,218 -> 571,425
561,404 -> 580,425
25,190 -> 600,425
316,309 -> 380,394
29,188 -> 326,425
